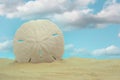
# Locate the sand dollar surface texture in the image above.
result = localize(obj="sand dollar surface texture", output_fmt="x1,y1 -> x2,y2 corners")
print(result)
14,20 -> 64,63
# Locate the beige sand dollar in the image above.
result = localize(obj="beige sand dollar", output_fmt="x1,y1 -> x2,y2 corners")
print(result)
13,20 -> 64,63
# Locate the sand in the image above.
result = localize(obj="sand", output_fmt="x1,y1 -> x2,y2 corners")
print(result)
0,58 -> 120,80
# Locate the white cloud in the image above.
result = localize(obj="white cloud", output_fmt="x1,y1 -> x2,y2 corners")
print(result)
54,0 -> 120,30
64,44 -> 120,59
96,0 -> 120,24
103,0 -> 116,8
92,45 -> 120,56
65,44 -> 74,50
73,48 -> 87,54
0,40 -> 13,52
118,33 -> 120,38
65,44 -> 88,56
0,0 -> 24,18
65,44 -> 120,57
0,0 -> 120,31
75,0 -> 95,6
0,0 -> 95,19
53,9 -> 95,30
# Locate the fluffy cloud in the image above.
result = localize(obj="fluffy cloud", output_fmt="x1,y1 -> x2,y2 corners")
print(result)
65,44 -> 88,56
64,44 -> 120,58
92,45 -> 120,56
0,0 -> 24,17
54,0 -> 120,30
0,0 -> 95,19
53,9 -> 94,28
65,44 -> 120,57
0,40 -> 13,52
65,44 -> 74,50
96,1 -> 120,24
0,0 -> 120,31
118,33 -> 120,38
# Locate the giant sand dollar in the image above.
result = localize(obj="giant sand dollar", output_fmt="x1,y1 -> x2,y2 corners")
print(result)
14,20 -> 64,63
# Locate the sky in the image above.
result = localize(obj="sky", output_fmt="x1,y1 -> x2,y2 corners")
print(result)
0,0 -> 120,59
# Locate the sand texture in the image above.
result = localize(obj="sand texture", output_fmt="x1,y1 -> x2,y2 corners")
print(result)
0,58 -> 120,80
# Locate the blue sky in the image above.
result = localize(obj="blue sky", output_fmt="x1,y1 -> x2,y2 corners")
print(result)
0,0 -> 120,59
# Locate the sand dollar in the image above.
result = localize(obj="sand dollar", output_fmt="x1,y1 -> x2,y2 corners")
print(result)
14,20 -> 64,63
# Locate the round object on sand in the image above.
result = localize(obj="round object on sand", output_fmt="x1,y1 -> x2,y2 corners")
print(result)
13,20 -> 64,63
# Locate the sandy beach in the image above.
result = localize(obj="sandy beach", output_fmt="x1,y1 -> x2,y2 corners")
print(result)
0,58 -> 120,80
